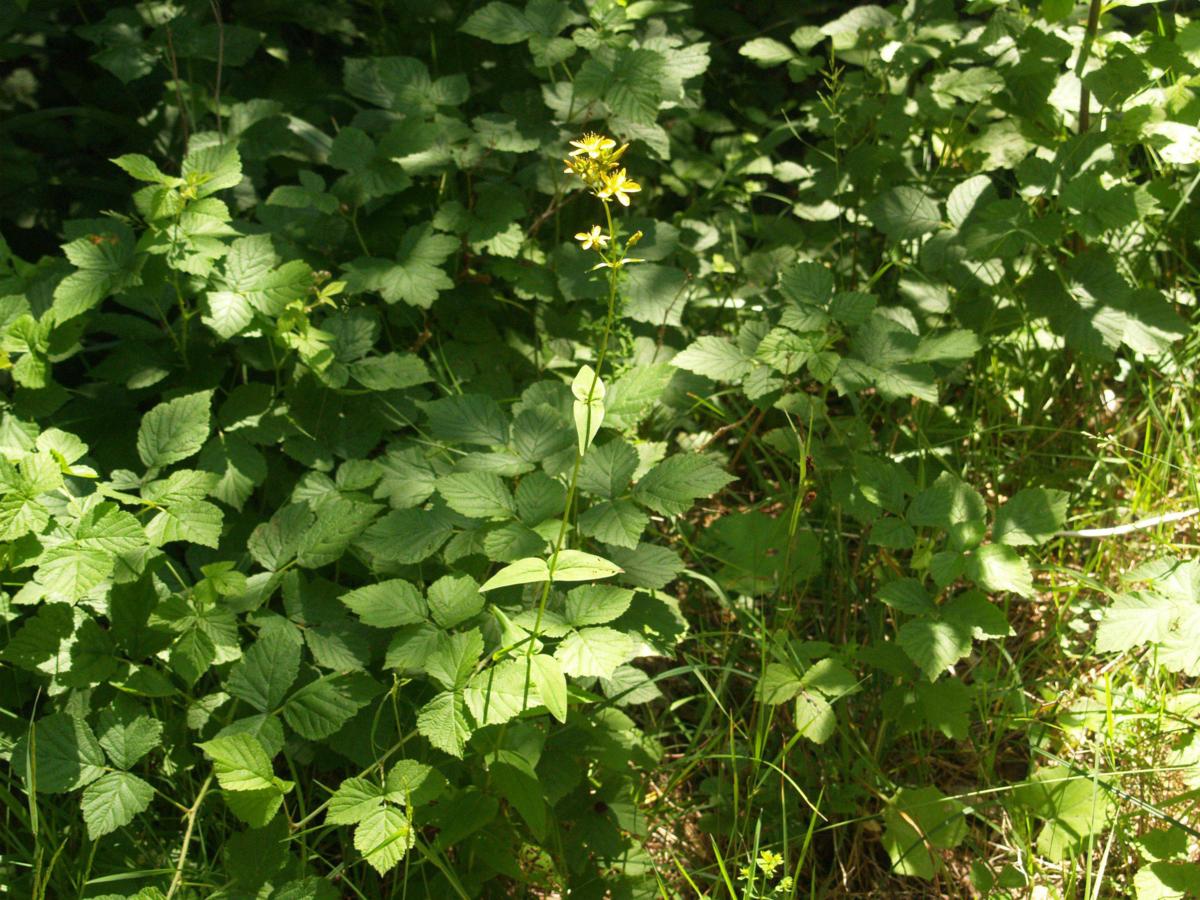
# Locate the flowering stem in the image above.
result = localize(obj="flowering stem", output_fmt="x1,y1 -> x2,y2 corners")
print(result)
522,199 -> 621,692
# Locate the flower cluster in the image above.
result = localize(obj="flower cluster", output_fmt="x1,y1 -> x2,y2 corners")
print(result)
737,849 -> 794,897
563,132 -> 641,206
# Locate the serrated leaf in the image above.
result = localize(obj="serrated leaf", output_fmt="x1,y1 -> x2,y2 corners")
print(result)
226,628 -> 302,712
882,786 -> 967,879
355,805 -> 413,874
437,471 -> 515,519
14,713 -> 106,793
282,675 -> 370,740
137,391 -> 213,469
81,771 -> 154,839
341,579 -> 427,628
463,657 -> 539,726
427,574 -> 485,628
633,455 -> 734,516
564,584 -> 635,627
867,186 -> 942,241
460,2 -> 532,44
579,440 -> 638,499
966,544 -> 1034,597
555,626 -> 634,679
672,336 -> 753,381
417,691 -> 472,757
578,499 -> 647,549
344,226 -> 458,308
994,488 -> 1068,546
326,776 -> 384,826
97,712 -> 163,770
199,732 -> 292,794
897,619 -> 972,681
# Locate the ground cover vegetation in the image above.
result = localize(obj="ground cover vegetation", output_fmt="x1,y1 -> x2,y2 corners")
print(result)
1,0 -> 1199,896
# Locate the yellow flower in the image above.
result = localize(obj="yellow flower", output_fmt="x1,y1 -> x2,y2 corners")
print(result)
574,225 -> 608,250
757,850 -> 783,876
598,168 -> 640,206
569,132 -> 616,158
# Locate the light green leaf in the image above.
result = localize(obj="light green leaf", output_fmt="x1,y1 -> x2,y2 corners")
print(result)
551,549 -> 623,582
425,630 -> 483,692
672,336 -> 754,381
739,37 -> 794,66
326,776 -> 384,826
994,488 -> 1068,546
966,544 -> 1034,597
554,626 -> 635,679
633,455 -> 734,516
199,732 -> 293,794
340,579 -> 427,628
463,658 -> 539,726
564,584 -> 635,627
571,365 -> 605,455
460,2 -> 532,43
437,471 -> 515,519
355,805 -> 413,874
867,186 -> 942,241
417,691 -> 472,757
882,786 -> 967,879
226,628 -> 302,712
897,619 -> 973,681
479,557 -> 550,592
81,771 -> 154,839
427,574 -> 485,628
137,391 -> 213,469
529,654 -> 568,723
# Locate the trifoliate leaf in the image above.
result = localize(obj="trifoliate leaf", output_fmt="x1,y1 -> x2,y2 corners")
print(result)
344,227 -> 458,308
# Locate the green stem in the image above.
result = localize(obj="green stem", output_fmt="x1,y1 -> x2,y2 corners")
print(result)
522,199 -> 621,689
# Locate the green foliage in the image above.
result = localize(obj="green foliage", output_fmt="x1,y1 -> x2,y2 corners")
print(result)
1,0 -> 1197,896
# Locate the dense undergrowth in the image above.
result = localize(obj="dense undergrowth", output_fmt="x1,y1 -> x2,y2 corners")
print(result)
2,0 -> 1200,897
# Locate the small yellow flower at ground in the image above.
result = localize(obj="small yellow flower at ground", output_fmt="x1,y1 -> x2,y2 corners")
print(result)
569,132 -> 616,158
599,168 -> 641,206
757,850 -> 783,876
574,225 -> 608,250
